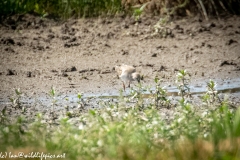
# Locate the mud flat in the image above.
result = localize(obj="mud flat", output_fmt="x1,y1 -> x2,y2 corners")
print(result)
0,14 -> 240,115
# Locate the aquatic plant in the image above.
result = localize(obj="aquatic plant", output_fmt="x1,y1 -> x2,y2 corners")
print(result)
152,76 -> 171,108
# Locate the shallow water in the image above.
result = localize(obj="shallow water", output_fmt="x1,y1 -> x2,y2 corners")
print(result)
1,78 -> 240,107
47,77 -> 240,107
83,77 -> 240,98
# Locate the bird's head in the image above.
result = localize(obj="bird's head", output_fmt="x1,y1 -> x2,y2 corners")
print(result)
114,66 -> 122,76
132,72 -> 141,83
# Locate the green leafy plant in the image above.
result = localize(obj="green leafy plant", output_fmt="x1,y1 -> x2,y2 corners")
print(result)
152,76 -> 171,108
0,106 -> 8,125
77,93 -> 85,111
49,86 -> 58,120
133,2 -> 150,21
128,82 -> 149,110
9,88 -> 24,111
202,80 -> 222,107
176,70 -> 191,100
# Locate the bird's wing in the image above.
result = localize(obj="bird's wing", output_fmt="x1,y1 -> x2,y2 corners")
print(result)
120,64 -> 136,75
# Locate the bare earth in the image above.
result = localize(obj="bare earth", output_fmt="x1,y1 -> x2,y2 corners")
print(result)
0,14 -> 240,102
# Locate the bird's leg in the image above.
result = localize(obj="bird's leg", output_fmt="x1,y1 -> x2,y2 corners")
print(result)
122,81 -> 126,91
128,81 -> 131,88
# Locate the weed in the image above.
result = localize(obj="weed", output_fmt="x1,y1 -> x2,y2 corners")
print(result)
49,86 -> 58,121
128,82 -> 149,110
77,93 -> 85,111
151,16 -> 174,38
176,70 -> 191,100
133,2 -> 149,21
9,88 -> 24,111
152,76 -> 171,108
0,106 -> 8,125
202,80 -> 222,107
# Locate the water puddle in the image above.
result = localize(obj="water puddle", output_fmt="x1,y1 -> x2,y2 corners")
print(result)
83,77 -> 240,99
1,78 -> 240,106
47,77 -> 240,107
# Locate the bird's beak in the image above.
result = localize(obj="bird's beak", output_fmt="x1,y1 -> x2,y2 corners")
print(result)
138,75 -> 143,83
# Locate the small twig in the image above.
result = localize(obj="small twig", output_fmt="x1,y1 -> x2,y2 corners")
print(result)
219,1 -> 228,12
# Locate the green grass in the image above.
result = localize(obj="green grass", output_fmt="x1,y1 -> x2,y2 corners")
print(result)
0,0 -> 239,20
0,0 -> 122,19
0,71 -> 240,160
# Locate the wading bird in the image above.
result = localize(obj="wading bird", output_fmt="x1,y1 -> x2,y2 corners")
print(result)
115,64 -> 141,90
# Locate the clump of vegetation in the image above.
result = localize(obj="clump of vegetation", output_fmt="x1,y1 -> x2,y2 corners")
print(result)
132,2 -> 150,21
9,88 -> 28,114
129,0 -> 240,20
176,69 -> 191,99
9,88 -> 23,109
0,0 -> 122,19
0,0 -> 239,20
0,70 -> 239,160
152,76 -> 171,108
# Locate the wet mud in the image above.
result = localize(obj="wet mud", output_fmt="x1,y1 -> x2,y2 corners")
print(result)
0,14 -> 240,123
